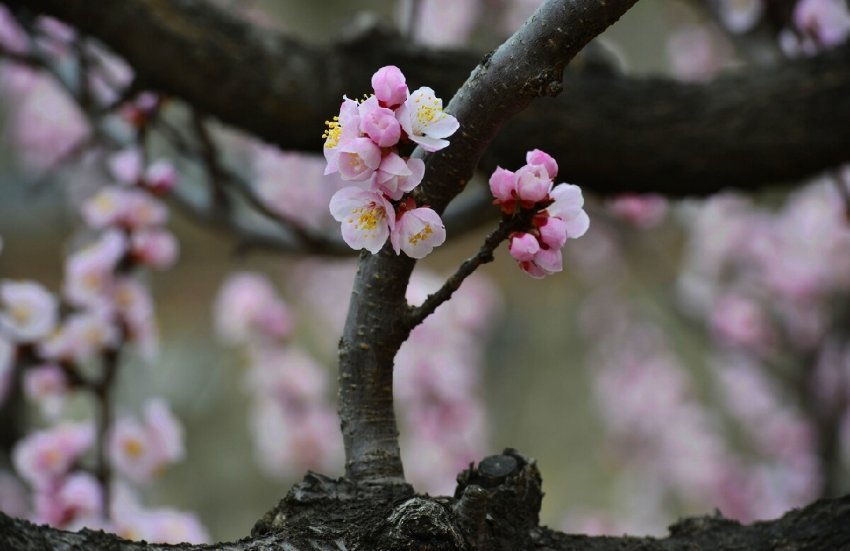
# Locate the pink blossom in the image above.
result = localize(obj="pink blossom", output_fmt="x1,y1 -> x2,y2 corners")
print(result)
489,167 -> 518,205
131,229 -> 179,270
526,148 -> 558,179
34,471 -> 102,527
520,247 -> 564,278
710,294 -> 774,352
547,183 -> 590,238
508,233 -> 540,262
0,280 -> 58,342
391,206 -> 446,259
607,194 -> 668,228
667,26 -> 726,82
214,272 -> 294,345
107,148 -> 143,184
82,188 -> 167,229
514,164 -> 552,203
358,95 -> 401,147
12,422 -> 94,488
336,137 -> 382,181
143,160 -> 178,194
63,230 -> 126,307
323,97 -> 361,175
794,0 -> 850,47
23,364 -> 68,419
110,399 -> 183,483
113,278 -> 159,360
247,347 -> 328,407
375,154 -> 425,200
0,6 -> 28,53
329,187 -> 396,254
254,149 -> 346,231
111,483 -> 209,543
402,0 -> 480,47
538,216 -> 568,250
717,0 -> 764,34
396,86 -> 459,152
8,75 -> 89,170
39,312 -> 119,363
371,65 -> 408,108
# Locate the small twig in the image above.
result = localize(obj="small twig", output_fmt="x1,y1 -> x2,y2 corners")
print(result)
405,218 -> 514,330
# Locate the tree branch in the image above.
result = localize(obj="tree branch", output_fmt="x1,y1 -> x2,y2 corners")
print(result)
5,0 -> 850,196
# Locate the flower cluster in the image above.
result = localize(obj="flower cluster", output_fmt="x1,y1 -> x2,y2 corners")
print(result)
214,272 -> 342,478
0,145 -> 206,542
489,150 -> 589,277
325,65 -> 457,258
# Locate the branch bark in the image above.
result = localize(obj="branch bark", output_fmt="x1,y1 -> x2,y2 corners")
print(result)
3,452 -> 850,550
5,0 -> 850,196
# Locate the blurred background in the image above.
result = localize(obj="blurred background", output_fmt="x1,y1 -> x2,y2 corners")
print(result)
1,0 -> 849,543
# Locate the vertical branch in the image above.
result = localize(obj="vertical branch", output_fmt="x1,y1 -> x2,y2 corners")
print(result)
94,342 -> 121,518
338,250 -> 416,482
337,0 -> 639,483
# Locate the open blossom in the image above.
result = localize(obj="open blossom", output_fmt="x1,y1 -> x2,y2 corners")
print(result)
547,183 -> 590,239
23,364 -> 68,419
82,188 -> 167,229
375,154 -> 425,201
329,187 -> 395,254
12,422 -> 94,488
794,0 -> 850,47
337,137 -> 382,181
40,311 -> 119,363
0,280 -> 58,342
131,229 -> 179,270
34,471 -> 102,527
396,86 -> 459,152
110,399 -> 184,483
323,97 -> 361,175
215,272 -> 294,345
391,206 -> 446,259
63,230 -> 126,307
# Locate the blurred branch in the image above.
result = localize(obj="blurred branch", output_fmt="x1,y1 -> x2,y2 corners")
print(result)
5,0 -> 850,196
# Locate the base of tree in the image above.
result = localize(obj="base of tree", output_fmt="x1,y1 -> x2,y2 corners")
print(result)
2,449 -> 850,550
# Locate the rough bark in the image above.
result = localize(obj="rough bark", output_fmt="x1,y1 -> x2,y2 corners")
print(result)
4,0 -> 850,196
3,450 -> 850,550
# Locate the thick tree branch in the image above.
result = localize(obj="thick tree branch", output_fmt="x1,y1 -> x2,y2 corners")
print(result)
5,0 -> 850,196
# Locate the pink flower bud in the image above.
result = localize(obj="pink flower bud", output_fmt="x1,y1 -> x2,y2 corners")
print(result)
371,65 -> 408,108
515,164 -> 552,203
358,96 -> 401,147
144,160 -> 178,194
526,149 -> 558,179
538,216 -> 568,250
488,167 -> 517,203
509,233 -> 540,262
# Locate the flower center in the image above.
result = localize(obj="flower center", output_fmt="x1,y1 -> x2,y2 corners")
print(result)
322,116 -> 342,149
408,224 -> 433,246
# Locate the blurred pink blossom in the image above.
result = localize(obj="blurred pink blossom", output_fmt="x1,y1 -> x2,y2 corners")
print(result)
0,280 -> 58,342
214,272 -> 294,346
23,364 -> 68,419
13,422 -> 94,489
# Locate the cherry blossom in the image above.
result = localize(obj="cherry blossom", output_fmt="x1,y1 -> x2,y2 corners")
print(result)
0,280 -> 58,342
396,86 -> 459,152
391,205 -> 446,259
329,187 -> 396,254
12,422 -> 94,489
214,272 -> 294,345
23,364 -> 68,419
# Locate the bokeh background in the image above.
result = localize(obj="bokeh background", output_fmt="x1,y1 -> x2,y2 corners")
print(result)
1,0 -> 849,543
